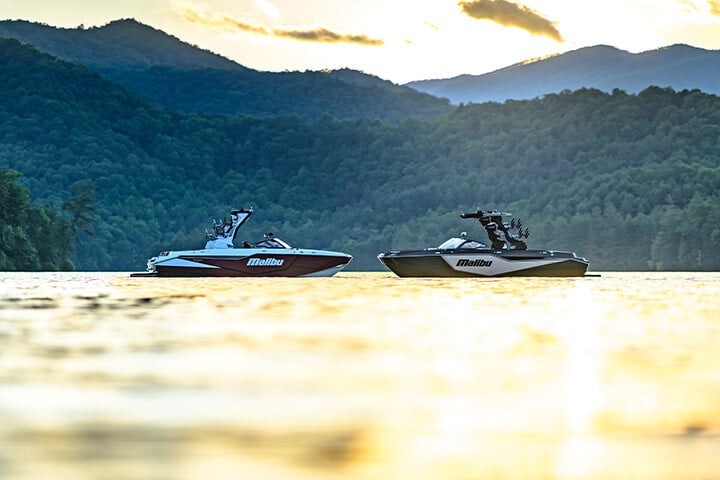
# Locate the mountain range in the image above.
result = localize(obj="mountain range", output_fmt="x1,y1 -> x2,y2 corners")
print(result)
0,19 -> 451,122
3,18 -> 720,109
406,44 -> 720,104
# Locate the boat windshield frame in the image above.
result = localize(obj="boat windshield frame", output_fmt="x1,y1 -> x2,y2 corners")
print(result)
437,237 -> 488,250
248,238 -> 293,249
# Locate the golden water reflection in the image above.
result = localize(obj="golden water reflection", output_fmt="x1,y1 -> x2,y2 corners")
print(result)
1,272 -> 719,479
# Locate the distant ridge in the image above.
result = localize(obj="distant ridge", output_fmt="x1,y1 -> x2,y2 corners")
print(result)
0,18 -> 451,121
406,44 -> 720,104
0,18 -> 242,69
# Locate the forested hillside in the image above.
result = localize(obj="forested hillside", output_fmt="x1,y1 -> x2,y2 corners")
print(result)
1,38 -> 719,271
95,66 -> 452,121
0,18 -> 240,69
0,19 -> 452,122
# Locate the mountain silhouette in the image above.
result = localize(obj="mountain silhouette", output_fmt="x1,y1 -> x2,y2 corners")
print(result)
406,44 -> 720,104
0,18 -> 450,121
0,18 -> 242,69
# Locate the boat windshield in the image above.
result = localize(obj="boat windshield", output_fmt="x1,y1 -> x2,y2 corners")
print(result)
248,238 -> 293,249
437,238 -> 487,250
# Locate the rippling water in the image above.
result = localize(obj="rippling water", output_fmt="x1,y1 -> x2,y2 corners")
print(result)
1,272 -> 719,480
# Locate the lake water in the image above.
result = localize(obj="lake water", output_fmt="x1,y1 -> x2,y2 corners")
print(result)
1,271 -> 719,480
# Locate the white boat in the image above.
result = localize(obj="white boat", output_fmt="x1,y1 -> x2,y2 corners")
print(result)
132,208 -> 352,277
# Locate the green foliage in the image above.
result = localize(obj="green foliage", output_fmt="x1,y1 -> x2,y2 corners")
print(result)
0,168 -> 77,271
62,179 -> 97,237
95,67 -> 452,122
1,39 -> 719,271
0,19 -> 452,123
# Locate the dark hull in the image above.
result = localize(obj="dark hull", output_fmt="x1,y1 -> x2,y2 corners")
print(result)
152,253 -> 351,277
378,249 -> 589,277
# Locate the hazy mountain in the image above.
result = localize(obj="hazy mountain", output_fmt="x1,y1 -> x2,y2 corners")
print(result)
406,44 -> 720,104
0,18 -> 451,121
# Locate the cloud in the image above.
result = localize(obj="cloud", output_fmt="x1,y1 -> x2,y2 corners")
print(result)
253,0 -> 280,19
424,21 -> 440,31
273,27 -> 383,45
677,0 -> 701,12
179,6 -> 383,46
181,8 -> 269,35
458,0 -> 563,42
709,0 -> 720,15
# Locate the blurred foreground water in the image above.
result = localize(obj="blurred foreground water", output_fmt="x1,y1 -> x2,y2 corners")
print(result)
1,272 -> 719,480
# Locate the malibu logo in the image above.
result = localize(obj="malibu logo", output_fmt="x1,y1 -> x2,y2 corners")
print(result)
456,258 -> 493,267
247,257 -> 284,267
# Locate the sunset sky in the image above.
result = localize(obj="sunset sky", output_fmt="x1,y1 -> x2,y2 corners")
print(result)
2,0 -> 720,83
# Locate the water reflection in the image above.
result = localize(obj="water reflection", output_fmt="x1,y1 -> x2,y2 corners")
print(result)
0,272 -> 719,479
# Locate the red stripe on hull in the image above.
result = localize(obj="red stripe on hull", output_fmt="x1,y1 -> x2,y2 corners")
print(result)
155,254 -> 350,277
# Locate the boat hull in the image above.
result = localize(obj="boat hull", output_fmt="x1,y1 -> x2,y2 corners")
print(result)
136,249 -> 352,277
378,249 -> 589,277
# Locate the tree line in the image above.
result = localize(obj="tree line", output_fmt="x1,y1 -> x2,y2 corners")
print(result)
0,168 -> 95,270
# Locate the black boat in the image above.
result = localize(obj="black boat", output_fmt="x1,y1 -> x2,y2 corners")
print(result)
377,209 -> 589,277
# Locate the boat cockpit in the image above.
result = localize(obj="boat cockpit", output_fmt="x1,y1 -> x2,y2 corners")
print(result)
242,234 -> 292,249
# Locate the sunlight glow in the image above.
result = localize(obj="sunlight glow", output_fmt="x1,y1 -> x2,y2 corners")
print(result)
4,0 -> 720,82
